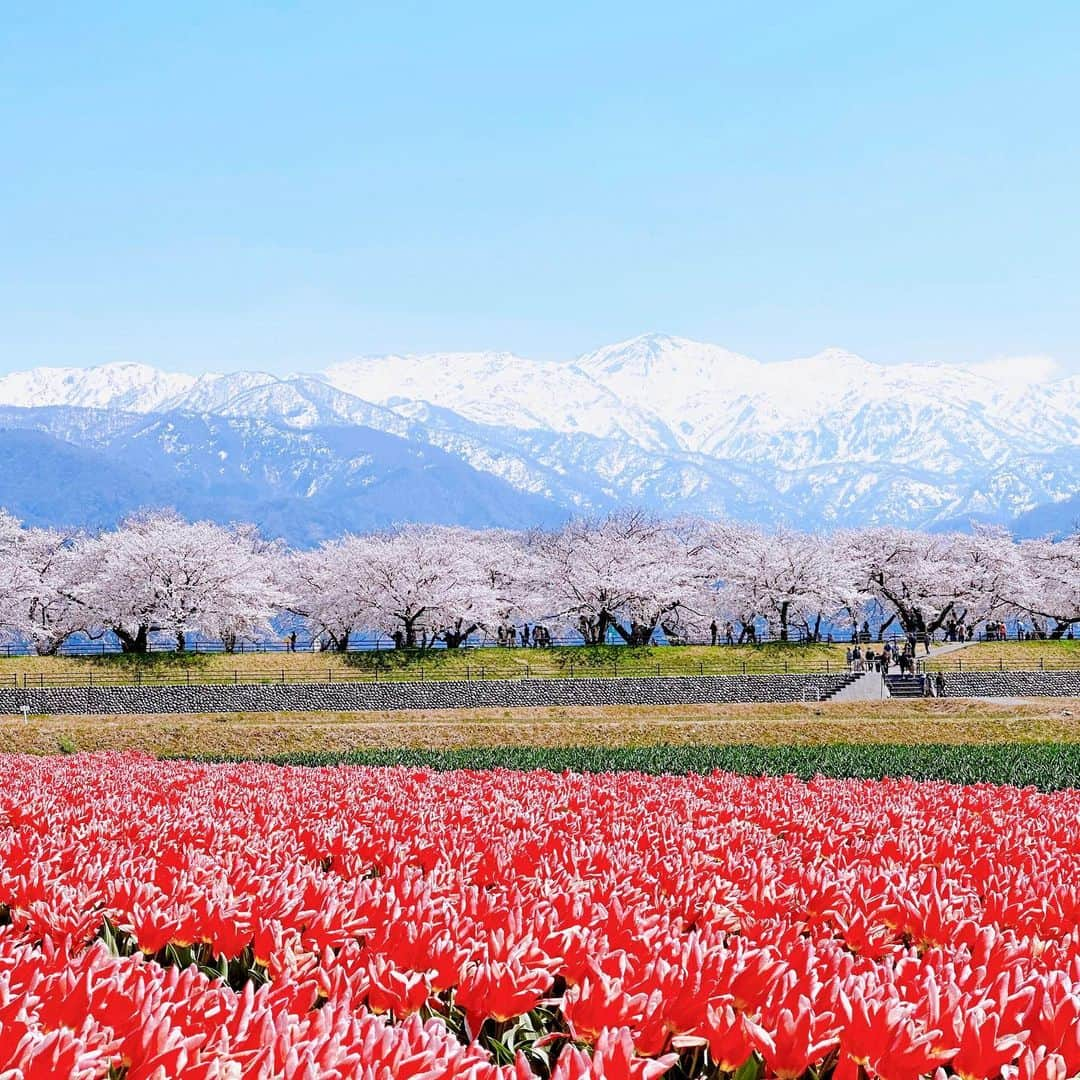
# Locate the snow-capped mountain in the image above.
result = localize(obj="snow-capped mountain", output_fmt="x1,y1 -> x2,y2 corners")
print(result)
0,363 -> 197,413
0,335 -> 1077,542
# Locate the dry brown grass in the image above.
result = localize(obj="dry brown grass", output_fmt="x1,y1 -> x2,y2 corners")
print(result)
4,697 -> 1080,757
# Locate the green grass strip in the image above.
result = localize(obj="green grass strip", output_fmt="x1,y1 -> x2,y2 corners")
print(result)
188,743 -> 1080,790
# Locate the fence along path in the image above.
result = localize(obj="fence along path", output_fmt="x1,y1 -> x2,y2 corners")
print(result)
5,653 -> 849,689
5,650 -> 1080,691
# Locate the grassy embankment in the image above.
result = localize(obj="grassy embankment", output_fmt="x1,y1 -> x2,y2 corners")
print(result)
923,639 -> 1080,670
0,642 -> 850,685
2,639 -> 1076,686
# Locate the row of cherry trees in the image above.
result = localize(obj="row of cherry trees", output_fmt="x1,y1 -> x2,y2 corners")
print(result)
0,508 -> 1077,654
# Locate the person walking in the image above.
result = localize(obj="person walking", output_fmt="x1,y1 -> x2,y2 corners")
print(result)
710,620 -> 718,646
725,621 -> 734,646
935,671 -> 946,697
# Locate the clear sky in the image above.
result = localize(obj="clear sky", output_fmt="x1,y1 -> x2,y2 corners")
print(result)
2,1 -> 1078,376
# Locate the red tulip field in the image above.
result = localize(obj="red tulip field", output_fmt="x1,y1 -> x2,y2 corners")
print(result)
3,753 -> 1080,1079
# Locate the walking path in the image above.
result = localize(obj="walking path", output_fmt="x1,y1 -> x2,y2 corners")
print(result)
926,640 -> 976,659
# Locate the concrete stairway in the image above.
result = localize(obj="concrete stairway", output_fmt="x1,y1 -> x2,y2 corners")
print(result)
825,670 -> 888,701
884,673 -> 927,698
792,673 -> 863,702
819,673 -> 860,700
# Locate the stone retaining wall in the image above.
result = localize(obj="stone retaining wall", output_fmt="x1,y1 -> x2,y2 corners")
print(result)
937,671 -> 1080,698
0,674 -> 851,715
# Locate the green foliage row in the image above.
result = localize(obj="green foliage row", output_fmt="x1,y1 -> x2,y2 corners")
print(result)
193,743 -> 1080,791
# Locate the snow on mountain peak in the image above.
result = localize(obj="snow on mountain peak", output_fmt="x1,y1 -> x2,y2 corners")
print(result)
576,333 -> 755,380
321,349 -> 668,443
0,337 -> 1076,534
0,362 -> 197,412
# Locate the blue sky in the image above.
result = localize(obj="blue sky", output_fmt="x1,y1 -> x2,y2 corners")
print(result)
1,2 -> 1078,376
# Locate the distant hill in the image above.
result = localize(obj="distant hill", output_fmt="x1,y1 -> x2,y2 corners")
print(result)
1011,495 -> 1080,539
0,334 -> 1076,540
0,408 -> 563,544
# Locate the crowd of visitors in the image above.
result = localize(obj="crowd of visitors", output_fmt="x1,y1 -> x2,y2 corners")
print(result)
495,623 -> 553,647
845,640 -> 922,675
943,618 -> 975,642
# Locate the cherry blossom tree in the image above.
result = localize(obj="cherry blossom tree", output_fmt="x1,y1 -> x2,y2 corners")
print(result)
359,525 -> 498,648
0,515 -> 96,654
448,528 -> 541,646
536,511 -> 711,645
287,536 -> 374,652
724,527 -> 855,641
289,526 -> 506,649
699,523 -> 859,642
947,526 -> 1026,629
83,511 -> 284,653
0,511 -> 33,643
1,501 -> 1076,653
15,526 -> 94,655
844,527 -> 976,639
1014,533 -> 1080,637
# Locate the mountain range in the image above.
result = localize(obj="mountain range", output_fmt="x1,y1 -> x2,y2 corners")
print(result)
0,334 -> 1076,545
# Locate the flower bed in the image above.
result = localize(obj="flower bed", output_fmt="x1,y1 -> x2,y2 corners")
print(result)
1,753 -> 1080,1078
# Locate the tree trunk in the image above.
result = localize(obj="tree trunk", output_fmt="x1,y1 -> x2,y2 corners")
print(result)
611,619 -> 658,647
779,601 -> 790,642
115,625 -> 149,654
176,631 -> 186,653
442,621 -> 478,649
925,602 -> 954,636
